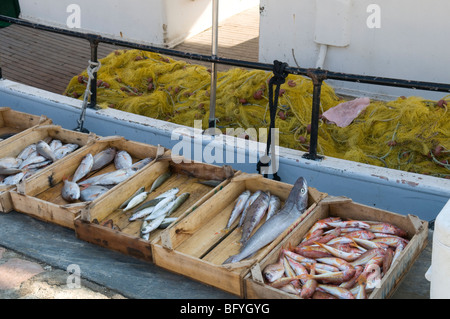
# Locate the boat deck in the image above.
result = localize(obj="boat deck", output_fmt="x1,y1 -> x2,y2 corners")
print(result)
0,6 -> 260,95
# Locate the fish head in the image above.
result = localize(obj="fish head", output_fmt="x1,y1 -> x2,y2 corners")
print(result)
290,177 -> 308,212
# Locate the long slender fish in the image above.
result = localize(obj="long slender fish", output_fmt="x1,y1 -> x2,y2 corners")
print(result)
115,150 -> 133,169
130,187 -> 179,213
149,171 -> 172,192
36,140 -> 57,162
141,214 -> 166,235
266,194 -> 281,221
240,191 -> 270,245
119,186 -> 146,209
225,190 -> 251,230
130,158 -> 152,171
18,155 -> 46,170
72,153 -> 94,183
166,192 -> 190,216
91,147 -> 116,171
223,177 -> 309,264
123,191 -> 149,211
16,144 -> 36,161
129,206 -> 155,222
238,190 -> 262,227
54,143 -> 79,160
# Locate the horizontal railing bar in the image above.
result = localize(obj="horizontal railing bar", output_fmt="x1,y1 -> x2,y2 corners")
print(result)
0,14 -> 450,93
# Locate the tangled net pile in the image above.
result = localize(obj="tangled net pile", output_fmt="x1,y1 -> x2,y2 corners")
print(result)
64,49 -> 450,178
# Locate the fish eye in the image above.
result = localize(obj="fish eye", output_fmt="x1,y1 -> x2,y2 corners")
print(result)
300,188 -> 306,194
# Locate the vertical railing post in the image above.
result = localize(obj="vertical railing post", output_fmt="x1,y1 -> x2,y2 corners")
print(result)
303,69 -> 327,161
208,0 -> 219,130
88,39 -> 99,109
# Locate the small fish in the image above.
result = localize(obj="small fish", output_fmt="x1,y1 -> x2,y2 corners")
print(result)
141,214 -> 166,235
315,257 -> 356,281
93,168 -> 135,186
130,158 -> 152,171
326,220 -> 370,229
262,252 -> 285,283
80,185 -> 110,201
316,284 -> 355,299
114,150 -> 133,169
91,147 -> 116,171
119,186 -> 146,209
371,236 -> 408,248
0,167 -> 23,175
382,248 -> 395,275
0,171 -> 25,186
36,140 -> 56,162
54,143 -> 79,160
265,194 -> 281,221
240,191 -> 270,245
303,217 -> 341,240
238,190 -> 262,227
350,248 -> 386,267
300,263 -> 318,299
129,206 -> 155,222
49,139 -> 63,152
18,155 -> 46,170
197,180 -> 223,187
22,159 -> 51,170
16,144 -> 37,161
282,249 -> 317,265
145,195 -> 177,220
344,230 -> 376,240
72,153 -> 94,183
314,242 -> 362,262
368,222 -> 408,238
225,190 -> 251,230
129,188 -> 179,213
0,157 -> 22,169
123,191 -> 149,212
61,179 -> 80,202
166,192 -> 190,216
149,171 -> 172,193
158,217 -> 178,229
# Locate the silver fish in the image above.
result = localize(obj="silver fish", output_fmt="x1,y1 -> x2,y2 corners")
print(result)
225,190 -> 251,230
91,147 -> 116,171
166,192 -> 190,216
141,214 -> 166,235
119,186 -> 146,209
240,191 -> 270,245
239,190 -> 262,227
149,171 -> 171,192
266,194 -> 281,221
61,179 -> 80,202
22,159 -> 51,170
123,191 -> 150,211
92,168 -> 135,186
145,200 -> 177,221
129,187 -> 179,212
0,157 -> 22,169
54,143 -> 79,160
36,140 -> 56,162
114,150 -> 133,169
144,194 -> 176,220
16,144 -> 37,161
0,171 -> 25,186
49,139 -> 63,152
0,167 -> 23,175
129,206 -> 155,222
80,185 -> 110,201
72,153 -> 94,183
130,157 -> 152,171
223,177 -> 309,264
159,217 -> 178,229
19,155 -> 47,169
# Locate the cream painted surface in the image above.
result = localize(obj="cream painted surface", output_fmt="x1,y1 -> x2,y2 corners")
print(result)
259,0 -> 450,100
18,0 -> 259,47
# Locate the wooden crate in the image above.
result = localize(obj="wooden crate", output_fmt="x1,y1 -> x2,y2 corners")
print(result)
74,157 -> 237,262
151,173 -> 326,297
244,196 -> 429,299
0,107 -> 52,145
0,124 -> 95,212
10,135 -> 162,229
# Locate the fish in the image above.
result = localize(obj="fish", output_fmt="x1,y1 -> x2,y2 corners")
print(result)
36,140 -> 57,162
49,139 -> 63,151
197,180 -> 223,187
314,242 -> 362,262
18,155 -> 47,170
0,157 -> 22,169
149,171 -> 172,193
54,143 -> 79,160
0,167 -> 23,175
123,191 -> 150,212
311,291 -> 338,299
129,206 -> 154,222
351,237 -> 389,250
368,222 -> 408,238
392,241 -> 406,265
316,284 -> 355,299
265,194 -> 281,221
300,271 -> 349,285
141,214 -> 166,235
223,177 -> 309,264
0,171 -> 25,186
225,190 -> 251,230
350,248 -> 386,267
326,220 -> 370,229
344,230 -> 376,240
302,217 -> 341,240
240,191 -> 270,245
159,217 -> 178,229
144,195 -> 176,220
130,157 -> 152,171
114,150 -> 133,169
130,187 -> 179,213
339,265 -> 365,289
16,144 -> 37,161
294,245 -> 333,258
300,263 -> 318,299
281,249 -> 317,265
80,185 -> 110,201
21,159 -> 51,170
285,255 -> 309,285
91,147 -> 116,171
72,153 -> 94,183
371,236 -> 409,248
262,252 -> 285,283
92,168 -> 135,186
315,257 -> 356,281
61,179 -> 80,202
166,192 -> 190,216
238,190 -> 262,227
119,186 -> 146,209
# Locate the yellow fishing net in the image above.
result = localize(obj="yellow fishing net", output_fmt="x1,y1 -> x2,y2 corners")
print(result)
64,49 -> 450,178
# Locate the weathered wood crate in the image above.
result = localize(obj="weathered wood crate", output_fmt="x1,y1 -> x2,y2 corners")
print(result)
0,107 -> 52,145
10,135 -> 161,229
74,156 -> 237,262
0,124 -> 95,212
151,173 -> 326,297
244,196 -> 428,299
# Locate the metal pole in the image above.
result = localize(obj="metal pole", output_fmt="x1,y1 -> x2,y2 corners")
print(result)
208,0 -> 219,130
88,39 -> 99,109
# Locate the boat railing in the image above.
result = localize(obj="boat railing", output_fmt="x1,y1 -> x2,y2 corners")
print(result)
0,14 -> 449,165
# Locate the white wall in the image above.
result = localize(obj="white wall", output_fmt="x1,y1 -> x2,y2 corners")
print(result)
259,0 -> 450,100
18,0 -> 259,48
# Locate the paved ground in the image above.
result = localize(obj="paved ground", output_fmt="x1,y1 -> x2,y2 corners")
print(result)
0,210 -> 432,300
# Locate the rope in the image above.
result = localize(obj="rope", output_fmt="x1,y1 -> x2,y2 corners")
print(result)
76,60 -> 101,132
257,60 -> 288,180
